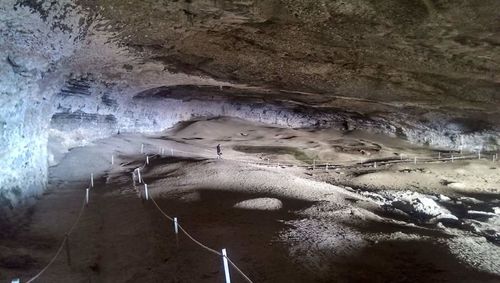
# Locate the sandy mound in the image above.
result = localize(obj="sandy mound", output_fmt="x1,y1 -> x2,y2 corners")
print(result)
233,197 -> 283,211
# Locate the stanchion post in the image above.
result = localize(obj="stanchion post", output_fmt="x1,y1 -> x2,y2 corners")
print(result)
171,149 -> 174,156
478,150 -> 481,160
141,143 -> 144,154
313,159 -> 316,170
438,152 -> 441,160
451,155 -> 454,163
111,154 -> 114,165
144,184 -> 149,200
222,248 -> 231,283
137,168 -> 142,184
414,157 -> 417,164
91,173 -> 94,188
326,163 -> 329,171
146,155 -> 149,165
374,162 -> 377,168
86,188 -> 89,206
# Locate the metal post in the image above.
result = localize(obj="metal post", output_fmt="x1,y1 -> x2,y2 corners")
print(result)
111,155 -> 114,165
141,143 -> 144,154
313,159 -> 316,170
478,150 -> 481,160
222,248 -> 231,283
325,163 -> 329,171
374,162 -> 377,168
146,155 -> 149,165
174,217 -> 179,234
451,155 -> 454,163
144,184 -> 149,200
86,188 -> 89,206
161,148 -> 164,155
90,173 -> 94,188
438,152 -> 441,160
414,157 -> 417,164
174,217 -> 179,247
137,168 -> 142,184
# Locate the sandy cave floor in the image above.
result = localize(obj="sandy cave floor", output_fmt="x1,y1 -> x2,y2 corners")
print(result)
1,117 -> 500,282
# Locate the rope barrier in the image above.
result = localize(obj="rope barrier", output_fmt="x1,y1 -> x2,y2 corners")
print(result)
14,143 -> 496,282
25,194 -> 87,283
149,195 -> 254,283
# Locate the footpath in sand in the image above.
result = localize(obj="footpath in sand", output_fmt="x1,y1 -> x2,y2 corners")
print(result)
1,117 -> 500,282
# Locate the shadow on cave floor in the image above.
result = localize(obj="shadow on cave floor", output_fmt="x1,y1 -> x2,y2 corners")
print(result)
327,239 -> 500,283
149,188 -> 318,283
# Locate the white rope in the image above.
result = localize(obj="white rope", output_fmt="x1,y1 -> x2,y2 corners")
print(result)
25,195 -> 87,283
149,195 -> 254,283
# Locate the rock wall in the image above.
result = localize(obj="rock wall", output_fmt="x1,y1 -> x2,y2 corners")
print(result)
49,83 -> 499,165
0,0 -> 83,213
0,0 -> 498,216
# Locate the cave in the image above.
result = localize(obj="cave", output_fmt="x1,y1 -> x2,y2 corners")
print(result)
1,1 -> 499,282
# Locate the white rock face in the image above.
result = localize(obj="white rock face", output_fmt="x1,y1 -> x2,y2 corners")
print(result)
234,198 -> 283,211
0,0 -> 82,211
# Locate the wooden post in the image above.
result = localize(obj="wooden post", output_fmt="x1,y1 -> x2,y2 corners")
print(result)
65,235 -> 71,266
222,249 -> 231,283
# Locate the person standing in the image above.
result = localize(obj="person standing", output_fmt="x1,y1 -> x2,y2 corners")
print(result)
216,144 -> 222,159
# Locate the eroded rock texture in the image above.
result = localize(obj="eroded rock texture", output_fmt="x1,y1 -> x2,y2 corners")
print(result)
0,0 -> 499,209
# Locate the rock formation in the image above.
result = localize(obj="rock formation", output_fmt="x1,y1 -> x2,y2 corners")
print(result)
1,0 -> 499,211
